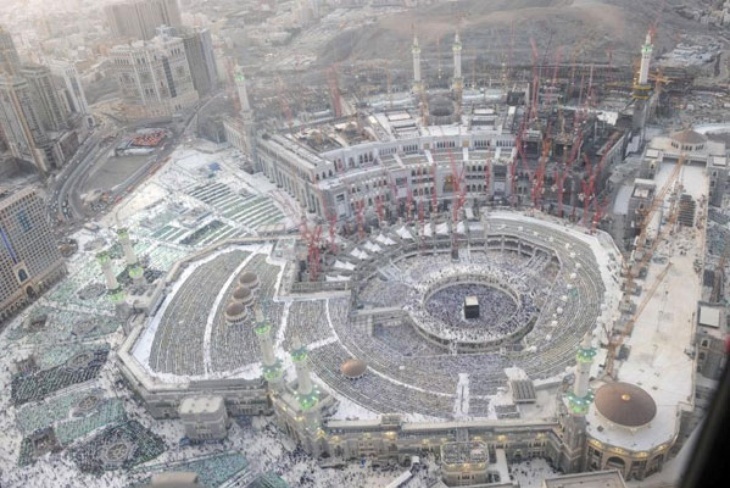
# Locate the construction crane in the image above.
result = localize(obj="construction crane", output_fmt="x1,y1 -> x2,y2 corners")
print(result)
604,262 -> 673,378
711,239 -> 730,303
579,132 -> 621,227
375,194 -> 385,228
447,149 -> 466,222
484,159 -> 492,201
531,132 -> 552,210
225,58 -> 242,114
276,77 -> 294,132
406,185 -> 414,224
529,37 -> 541,122
591,197 -> 610,234
605,152 -> 687,376
314,184 -> 338,255
355,198 -> 366,241
431,163 -> 439,213
327,65 -> 342,118
299,217 -> 322,282
633,151 -> 687,254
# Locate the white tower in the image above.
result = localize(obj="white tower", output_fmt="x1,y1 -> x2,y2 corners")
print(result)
254,304 -> 283,388
97,251 -> 124,303
291,337 -> 314,397
452,31 -> 463,91
638,31 -> 653,85
290,336 -> 323,438
412,34 -> 423,94
117,227 -> 143,283
569,332 -> 597,414
235,67 -> 252,116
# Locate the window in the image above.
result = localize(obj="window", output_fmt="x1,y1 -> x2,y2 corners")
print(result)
16,210 -> 31,232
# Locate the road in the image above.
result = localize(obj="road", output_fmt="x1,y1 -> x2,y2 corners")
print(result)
46,91 -> 225,233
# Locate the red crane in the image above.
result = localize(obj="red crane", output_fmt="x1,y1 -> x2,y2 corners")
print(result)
448,149 -> 466,222
580,163 -> 596,228
531,138 -> 551,210
551,46 -> 564,88
327,65 -> 343,118
276,76 -> 293,131
375,194 -> 385,228
417,197 -> 426,250
307,225 -> 322,282
591,197 -> 609,234
484,158 -> 492,199
511,122 -> 533,207
556,121 -> 585,218
387,174 -> 401,220
431,163 -> 439,213
225,58 -> 241,114
406,185 -> 414,224
580,132 -> 621,227
529,37 -> 541,122
300,217 -> 322,282
355,198 -> 365,241
554,167 -> 567,218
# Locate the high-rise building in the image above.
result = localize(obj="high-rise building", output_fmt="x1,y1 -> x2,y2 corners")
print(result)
20,64 -> 69,132
0,75 -> 53,173
109,28 -> 199,119
178,27 -> 218,97
105,0 -> 183,41
0,26 -> 20,76
48,60 -> 90,116
0,188 -> 66,324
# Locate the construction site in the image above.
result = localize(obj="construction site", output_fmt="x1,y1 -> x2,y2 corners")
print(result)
1,1 -> 729,487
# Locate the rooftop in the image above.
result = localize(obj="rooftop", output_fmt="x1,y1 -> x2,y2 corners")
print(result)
594,383 -> 657,428
542,469 -> 626,488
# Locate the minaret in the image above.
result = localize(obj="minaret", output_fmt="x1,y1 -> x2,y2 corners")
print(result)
290,337 -> 318,410
97,251 -> 124,303
254,303 -> 283,389
289,336 -> 324,446
638,31 -> 653,85
570,332 -> 597,413
235,67 -> 252,117
632,30 -> 653,103
234,65 -> 258,167
412,33 -> 423,94
452,31 -> 463,92
559,331 -> 596,473
117,228 -> 143,284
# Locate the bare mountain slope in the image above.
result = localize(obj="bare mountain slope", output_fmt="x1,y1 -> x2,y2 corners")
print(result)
318,0 -> 709,67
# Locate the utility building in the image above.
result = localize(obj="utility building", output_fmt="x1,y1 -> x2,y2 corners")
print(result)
178,27 -> 218,98
0,188 -> 66,324
0,76 -> 54,173
109,27 -> 199,120
105,0 -> 182,41
19,64 -> 69,132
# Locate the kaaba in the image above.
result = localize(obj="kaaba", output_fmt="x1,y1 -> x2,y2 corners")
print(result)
464,295 -> 480,319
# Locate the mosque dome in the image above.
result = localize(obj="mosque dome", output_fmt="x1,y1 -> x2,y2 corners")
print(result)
340,359 -> 367,379
594,382 -> 657,428
238,272 -> 259,291
670,129 -> 707,152
225,302 -> 248,324
232,286 -> 254,307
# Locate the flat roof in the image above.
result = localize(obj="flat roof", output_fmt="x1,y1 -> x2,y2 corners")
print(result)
587,161 -> 706,452
542,470 -> 626,488
699,305 -> 722,328
179,395 -> 225,414
464,296 -> 479,306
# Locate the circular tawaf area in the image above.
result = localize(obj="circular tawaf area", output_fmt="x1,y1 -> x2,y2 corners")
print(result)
425,283 -> 519,330
405,273 -> 539,352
